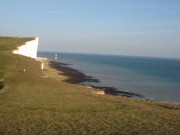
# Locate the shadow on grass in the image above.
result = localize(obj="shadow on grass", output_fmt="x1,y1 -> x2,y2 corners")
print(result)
0,81 -> 4,90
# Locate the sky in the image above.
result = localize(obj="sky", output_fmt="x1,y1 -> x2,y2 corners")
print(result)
0,0 -> 180,58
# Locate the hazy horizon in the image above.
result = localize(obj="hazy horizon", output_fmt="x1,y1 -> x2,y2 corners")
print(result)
38,50 -> 180,60
1,0 -> 180,58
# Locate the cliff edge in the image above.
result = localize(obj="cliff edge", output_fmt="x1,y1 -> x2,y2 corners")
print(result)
13,37 -> 39,59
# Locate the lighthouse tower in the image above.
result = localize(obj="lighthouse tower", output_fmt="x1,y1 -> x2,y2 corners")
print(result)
54,53 -> 58,61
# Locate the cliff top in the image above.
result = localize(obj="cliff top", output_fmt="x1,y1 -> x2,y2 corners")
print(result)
0,37 -> 34,51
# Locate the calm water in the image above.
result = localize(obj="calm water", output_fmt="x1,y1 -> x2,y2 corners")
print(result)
38,52 -> 180,103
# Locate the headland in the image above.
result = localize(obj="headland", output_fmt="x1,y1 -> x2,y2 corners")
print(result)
0,37 -> 180,135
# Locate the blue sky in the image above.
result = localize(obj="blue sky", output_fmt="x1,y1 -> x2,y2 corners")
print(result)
0,0 -> 180,58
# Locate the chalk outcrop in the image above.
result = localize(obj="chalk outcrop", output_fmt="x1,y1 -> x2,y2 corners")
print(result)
13,37 -> 39,59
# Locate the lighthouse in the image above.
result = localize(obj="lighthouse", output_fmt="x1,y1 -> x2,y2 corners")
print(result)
54,53 -> 58,61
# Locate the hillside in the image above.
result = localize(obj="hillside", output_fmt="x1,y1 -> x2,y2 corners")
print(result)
0,37 -> 180,135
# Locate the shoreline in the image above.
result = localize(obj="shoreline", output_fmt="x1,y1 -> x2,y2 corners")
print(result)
50,60 -> 144,98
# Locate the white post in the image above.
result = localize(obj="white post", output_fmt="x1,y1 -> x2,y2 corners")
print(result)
41,62 -> 44,70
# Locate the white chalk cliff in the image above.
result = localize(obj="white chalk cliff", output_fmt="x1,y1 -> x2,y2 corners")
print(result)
13,37 -> 39,59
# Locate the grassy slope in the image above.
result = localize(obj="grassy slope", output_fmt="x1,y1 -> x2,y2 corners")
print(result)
0,37 -> 180,135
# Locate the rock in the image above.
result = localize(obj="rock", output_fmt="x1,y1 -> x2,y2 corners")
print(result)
94,90 -> 105,95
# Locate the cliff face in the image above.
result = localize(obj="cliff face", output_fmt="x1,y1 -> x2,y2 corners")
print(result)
13,37 -> 39,59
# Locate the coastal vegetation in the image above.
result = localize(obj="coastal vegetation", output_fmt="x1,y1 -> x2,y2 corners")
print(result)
0,37 -> 180,135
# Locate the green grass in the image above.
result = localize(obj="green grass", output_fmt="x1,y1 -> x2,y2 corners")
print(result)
0,37 -> 180,135
0,37 -> 34,51
0,37 -> 34,81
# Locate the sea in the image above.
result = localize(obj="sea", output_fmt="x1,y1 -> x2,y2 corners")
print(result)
38,52 -> 180,103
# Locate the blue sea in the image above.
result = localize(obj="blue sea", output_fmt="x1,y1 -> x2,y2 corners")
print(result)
38,52 -> 180,103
